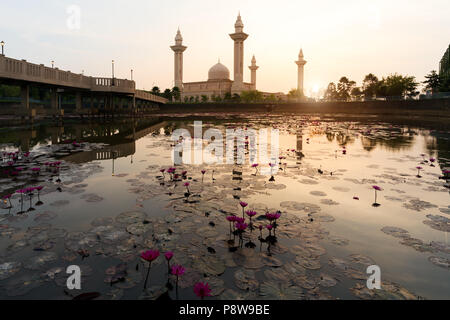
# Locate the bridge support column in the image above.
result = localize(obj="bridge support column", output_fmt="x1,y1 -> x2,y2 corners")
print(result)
20,84 -> 30,110
75,92 -> 82,112
50,89 -> 58,110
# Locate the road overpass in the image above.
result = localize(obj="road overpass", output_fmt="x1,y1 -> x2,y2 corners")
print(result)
0,54 -> 167,118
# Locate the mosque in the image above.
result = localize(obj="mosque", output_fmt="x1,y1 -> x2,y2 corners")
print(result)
170,14 -> 307,101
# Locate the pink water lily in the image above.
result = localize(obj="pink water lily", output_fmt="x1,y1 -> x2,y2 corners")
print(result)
171,264 -> 185,276
165,251 -> 174,261
416,166 -> 423,177
372,186 -> 382,207
141,249 -> 160,289
194,282 -> 211,299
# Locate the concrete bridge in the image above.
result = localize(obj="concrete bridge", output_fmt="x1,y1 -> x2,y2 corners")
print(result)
0,54 -> 167,118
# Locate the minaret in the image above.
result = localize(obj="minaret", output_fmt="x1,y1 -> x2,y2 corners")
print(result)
295,49 -> 307,97
230,13 -> 249,94
170,28 -> 187,90
248,55 -> 259,90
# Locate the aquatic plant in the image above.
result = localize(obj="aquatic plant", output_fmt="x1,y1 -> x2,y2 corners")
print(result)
165,251 -> 174,273
245,210 -> 257,229
25,187 -> 35,212
201,169 -> 206,182
184,182 -> 190,194
429,158 -> 436,167
372,185 -> 382,207
239,201 -> 248,218
16,189 -> 25,213
171,264 -> 185,295
416,166 -> 423,178
140,249 -> 160,289
194,282 -> 211,299
226,215 -> 236,232
251,163 -> 259,175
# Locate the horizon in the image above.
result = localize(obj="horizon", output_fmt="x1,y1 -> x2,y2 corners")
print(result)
0,0 -> 449,96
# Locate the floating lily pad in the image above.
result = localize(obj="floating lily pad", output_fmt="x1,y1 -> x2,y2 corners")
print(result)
428,256 -> 450,270
25,252 -> 58,270
115,211 -> 147,225
234,269 -> 259,291
259,281 -> 304,300
0,261 -> 22,280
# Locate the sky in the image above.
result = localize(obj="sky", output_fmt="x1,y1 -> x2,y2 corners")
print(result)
0,0 -> 449,95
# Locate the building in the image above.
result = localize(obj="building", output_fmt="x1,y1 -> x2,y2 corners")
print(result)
440,44 -> 450,80
170,14 -> 301,102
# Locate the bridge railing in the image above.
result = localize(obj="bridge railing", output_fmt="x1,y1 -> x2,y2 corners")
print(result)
0,55 -> 92,89
0,55 -> 166,103
91,77 -> 136,94
135,90 -> 168,104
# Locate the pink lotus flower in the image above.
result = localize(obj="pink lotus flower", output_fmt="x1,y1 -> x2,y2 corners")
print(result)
164,251 -> 174,261
353,196 -> 360,200
2,194 -> 12,200
184,182 -> 190,187
141,249 -> 159,289
182,171 -> 187,176
141,249 -> 160,262
160,169 -> 165,173
226,216 -> 237,222
235,217 -> 245,224
372,185 -> 382,191
201,170 -> 206,174
266,224 -> 273,231
239,201 -> 248,208
251,163 -> 259,168
194,282 -> 212,299
235,222 -> 248,231
171,264 -> 185,276
245,210 -> 257,217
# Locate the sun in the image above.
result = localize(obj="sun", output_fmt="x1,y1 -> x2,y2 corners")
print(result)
312,84 -> 320,93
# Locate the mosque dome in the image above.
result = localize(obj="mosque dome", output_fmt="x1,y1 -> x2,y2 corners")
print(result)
208,62 -> 230,80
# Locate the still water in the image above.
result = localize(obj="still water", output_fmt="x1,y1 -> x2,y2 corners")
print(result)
0,114 -> 449,300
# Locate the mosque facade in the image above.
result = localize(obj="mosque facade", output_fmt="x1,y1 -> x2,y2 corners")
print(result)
170,14 -> 306,101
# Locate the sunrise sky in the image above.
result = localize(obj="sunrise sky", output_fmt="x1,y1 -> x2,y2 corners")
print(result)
0,0 -> 449,95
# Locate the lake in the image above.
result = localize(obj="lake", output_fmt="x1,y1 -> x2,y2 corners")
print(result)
0,113 -> 449,300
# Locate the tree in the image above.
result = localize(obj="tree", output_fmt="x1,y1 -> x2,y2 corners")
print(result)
151,86 -> 160,95
241,90 -> 263,103
265,94 -> 277,102
172,87 -> 181,101
201,95 -> 209,103
337,77 -> 356,101
423,70 -> 441,94
362,74 -> 379,100
231,93 -> 240,102
223,92 -> 232,101
162,88 -> 172,100
324,83 -> 338,101
351,87 -> 363,101
377,74 -> 418,99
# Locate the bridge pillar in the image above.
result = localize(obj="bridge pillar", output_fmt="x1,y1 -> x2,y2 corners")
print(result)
50,89 -> 58,110
75,92 -> 82,111
20,84 -> 30,110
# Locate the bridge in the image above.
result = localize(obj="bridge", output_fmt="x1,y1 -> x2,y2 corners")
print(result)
0,54 -> 167,118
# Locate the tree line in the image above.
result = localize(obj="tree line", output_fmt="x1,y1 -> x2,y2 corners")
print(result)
323,71 -> 450,102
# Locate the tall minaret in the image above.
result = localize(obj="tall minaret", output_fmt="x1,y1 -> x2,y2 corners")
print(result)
170,28 -> 187,90
230,13 -> 248,94
295,49 -> 307,97
248,55 -> 259,90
